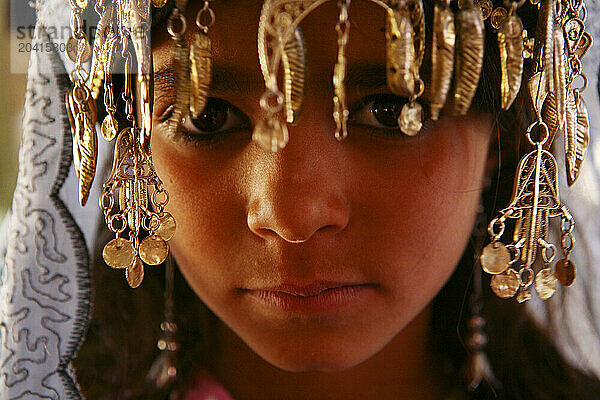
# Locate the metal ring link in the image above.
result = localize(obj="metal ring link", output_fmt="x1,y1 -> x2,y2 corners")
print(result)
108,214 -> 127,233
100,191 -> 114,211
196,2 -> 215,31
168,9 -> 187,38
505,243 -> 522,265
561,232 -> 575,253
487,217 -> 505,239
538,239 -> 557,263
152,189 -> 170,208
518,267 -> 535,288
561,216 -> 575,234
260,88 -> 284,114
525,120 -> 549,146
70,13 -> 86,39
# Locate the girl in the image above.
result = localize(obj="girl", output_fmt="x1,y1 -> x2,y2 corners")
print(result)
2,0 -> 600,398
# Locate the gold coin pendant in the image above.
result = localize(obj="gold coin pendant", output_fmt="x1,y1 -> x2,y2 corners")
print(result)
555,258 -> 575,286
102,238 -> 135,269
535,268 -> 557,300
139,235 -> 169,266
156,212 -> 176,241
490,269 -> 519,298
480,241 -> 510,274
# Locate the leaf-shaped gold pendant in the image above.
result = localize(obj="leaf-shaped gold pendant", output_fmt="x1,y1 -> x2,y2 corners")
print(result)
541,92 -> 560,147
386,6 -> 415,97
498,14 -> 523,110
528,70 -> 547,118
281,27 -> 306,124
66,86 -> 98,206
430,3 -> 455,120
565,90 -> 589,185
172,37 -> 191,126
190,31 -> 213,119
452,2 -> 484,115
552,26 -> 567,132
89,2 -> 114,99
532,0 -> 554,71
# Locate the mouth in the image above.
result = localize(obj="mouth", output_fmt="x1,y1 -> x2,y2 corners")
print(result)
241,281 -> 378,313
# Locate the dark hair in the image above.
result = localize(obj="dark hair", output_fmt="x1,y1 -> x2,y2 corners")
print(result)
73,1 -> 600,398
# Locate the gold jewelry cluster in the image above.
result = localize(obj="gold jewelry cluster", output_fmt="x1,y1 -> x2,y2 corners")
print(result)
67,0 -> 591,295
481,0 -> 591,302
67,0 -> 178,287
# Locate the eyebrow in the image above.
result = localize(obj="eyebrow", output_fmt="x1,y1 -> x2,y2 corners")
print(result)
153,61 -> 389,94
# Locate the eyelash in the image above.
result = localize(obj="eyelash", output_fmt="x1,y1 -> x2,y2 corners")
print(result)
162,94 -> 432,145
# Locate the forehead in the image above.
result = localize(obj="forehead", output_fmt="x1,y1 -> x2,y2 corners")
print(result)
152,0 -> 388,71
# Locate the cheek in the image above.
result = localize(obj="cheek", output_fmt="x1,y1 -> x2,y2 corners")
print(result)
347,120 -> 490,310
150,131 -> 248,302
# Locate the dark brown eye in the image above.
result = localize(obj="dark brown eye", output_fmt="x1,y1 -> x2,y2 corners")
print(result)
183,97 -> 250,136
191,98 -> 229,132
371,94 -> 403,128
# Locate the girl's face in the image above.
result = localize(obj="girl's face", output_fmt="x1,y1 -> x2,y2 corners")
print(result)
151,0 -> 493,372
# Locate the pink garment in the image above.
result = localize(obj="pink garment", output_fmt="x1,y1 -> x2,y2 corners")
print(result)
185,370 -> 236,400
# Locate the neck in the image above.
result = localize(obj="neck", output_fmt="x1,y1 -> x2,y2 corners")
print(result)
213,306 -> 449,400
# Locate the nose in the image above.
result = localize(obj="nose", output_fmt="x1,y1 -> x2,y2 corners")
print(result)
246,124 -> 350,244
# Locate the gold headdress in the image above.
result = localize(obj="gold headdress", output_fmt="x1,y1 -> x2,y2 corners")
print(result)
66,0 -> 592,303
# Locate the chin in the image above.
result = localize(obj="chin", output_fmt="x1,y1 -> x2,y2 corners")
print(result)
244,326 -> 392,373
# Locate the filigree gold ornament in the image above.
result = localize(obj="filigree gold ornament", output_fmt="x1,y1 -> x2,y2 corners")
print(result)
65,0 -> 176,288
483,120 -> 574,301
152,0 -> 168,7
101,128 -> 175,287
563,18 -> 585,54
498,4 -> 523,110
429,0 -> 455,121
565,89 -> 589,185
257,0 -> 322,149
474,0 -> 493,20
190,1 -> 214,119
452,0 -> 484,116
